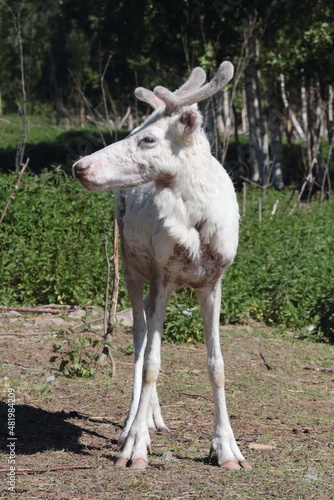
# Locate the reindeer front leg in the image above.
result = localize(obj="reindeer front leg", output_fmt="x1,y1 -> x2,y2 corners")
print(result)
116,281 -> 172,469
196,283 -> 251,471
118,277 -> 169,448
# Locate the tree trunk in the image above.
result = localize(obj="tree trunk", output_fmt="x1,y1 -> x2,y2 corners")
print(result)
201,96 -> 220,160
243,16 -> 266,182
328,85 -> 333,123
280,73 -> 305,142
223,87 -> 231,135
268,73 -> 284,189
241,86 -> 248,134
301,70 -> 308,136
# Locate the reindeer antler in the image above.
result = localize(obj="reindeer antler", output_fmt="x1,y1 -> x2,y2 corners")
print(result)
134,61 -> 234,115
134,87 -> 165,110
154,61 -> 234,114
134,66 -> 206,110
174,67 -> 206,96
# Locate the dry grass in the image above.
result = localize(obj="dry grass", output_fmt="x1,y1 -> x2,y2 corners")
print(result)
0,313 -> 333,499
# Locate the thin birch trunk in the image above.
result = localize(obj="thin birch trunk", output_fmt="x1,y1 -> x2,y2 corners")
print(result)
280,73 -> 305,140
243,16 -> 265,182
301,70 -> 308,136
328,85 -> 333,123
268,73 -> 284,189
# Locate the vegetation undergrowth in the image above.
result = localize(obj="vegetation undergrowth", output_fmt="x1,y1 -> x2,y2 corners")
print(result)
1,169 -> 333,342
49,329 -> 102,378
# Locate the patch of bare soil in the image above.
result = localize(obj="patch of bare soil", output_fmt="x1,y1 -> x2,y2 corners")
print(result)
0,309 -> 333,499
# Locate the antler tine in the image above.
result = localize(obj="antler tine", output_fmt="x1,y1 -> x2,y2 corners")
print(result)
179,61 -> 234,106
174,67 -> 206,96
152,67 -> 206,115
154,61 -> 234,113
152,86 -> 179,115
134,87 -> 165,110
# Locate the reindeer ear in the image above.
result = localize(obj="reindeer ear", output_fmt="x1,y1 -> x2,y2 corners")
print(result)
179,108 -> 202,134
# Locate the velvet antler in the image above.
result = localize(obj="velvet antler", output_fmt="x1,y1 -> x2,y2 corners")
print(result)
134,66 -> 206,110
154,61 -> 234,114
134,87 -> 165,110
134,61 -> 233,115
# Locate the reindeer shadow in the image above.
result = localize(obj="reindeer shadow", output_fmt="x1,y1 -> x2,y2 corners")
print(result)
0,402 -> 119,456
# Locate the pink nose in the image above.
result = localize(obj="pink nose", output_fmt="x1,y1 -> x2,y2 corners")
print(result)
73,157 -> 100,177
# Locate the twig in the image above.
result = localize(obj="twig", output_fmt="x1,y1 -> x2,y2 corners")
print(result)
242,182 -> 247,218
270,199 -> 279,217
96,220 -> 119,376
178,392 -> 212,401
0,465 -> 100,474
103,235 -> 113,336
1,1 -> 28,167
0,331 -> 58,337
303,365 -> 334,374
288,179 -> 307,216
100,54 -> 113,140
260,351 -> 273,370
0,158 -> 29,224
240,176 -> 266,190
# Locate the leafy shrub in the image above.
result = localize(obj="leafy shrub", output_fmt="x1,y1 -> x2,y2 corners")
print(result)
49,329 -> 102,378
223,189 -> 334,332
311,289 -> 334,342
164,290 -> 203,343
0,168 -> 129,308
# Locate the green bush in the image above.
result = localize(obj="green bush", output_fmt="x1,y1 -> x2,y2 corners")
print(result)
311,290 -> 334,342
50,329 -> 102,378
222,189 -> 334,335
164,290 -> 204,343
0,168 -> 128,307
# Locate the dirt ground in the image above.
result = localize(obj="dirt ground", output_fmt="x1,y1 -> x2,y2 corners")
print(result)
0,307 -> 333,499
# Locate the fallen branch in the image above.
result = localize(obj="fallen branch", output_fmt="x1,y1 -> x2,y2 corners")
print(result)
303,365 -> 334,374
0,158 -> 29,225
0,305 -> 67,315
260,351 -> 274,371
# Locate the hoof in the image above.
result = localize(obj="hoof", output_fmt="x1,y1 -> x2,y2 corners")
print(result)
130,458 -> 148,470
221,460 -> 241,471
241,460 -> 252,470
114,457 -> 128,468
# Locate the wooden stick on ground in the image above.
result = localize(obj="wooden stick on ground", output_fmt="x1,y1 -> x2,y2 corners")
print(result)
0,465 -> 100,474
0,306 -> 67,315
260,351 -> 274,371
303,365 -> 334,374
0,158 -> 29,225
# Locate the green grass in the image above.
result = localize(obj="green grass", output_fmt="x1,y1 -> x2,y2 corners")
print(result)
0,113 -> 70,148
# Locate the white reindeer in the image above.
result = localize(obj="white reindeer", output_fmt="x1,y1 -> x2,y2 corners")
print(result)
73,61 -> 251,471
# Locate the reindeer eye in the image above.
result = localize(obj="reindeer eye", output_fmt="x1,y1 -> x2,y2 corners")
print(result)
139,135 -> 157,148
143,136 -> 155,143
